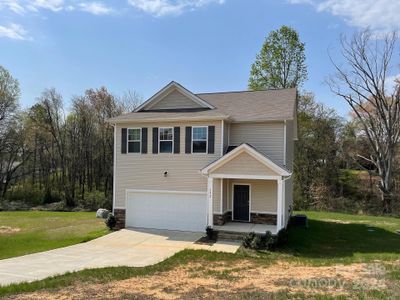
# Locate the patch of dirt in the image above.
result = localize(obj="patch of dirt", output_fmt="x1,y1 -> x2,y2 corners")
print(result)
9,259 -> 391,300
0,226 -> 20,234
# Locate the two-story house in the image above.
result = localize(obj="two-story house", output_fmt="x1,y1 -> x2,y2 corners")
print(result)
108,81 -> 297,234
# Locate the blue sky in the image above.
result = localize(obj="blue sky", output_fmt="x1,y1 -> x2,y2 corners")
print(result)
1,0 -> 399,116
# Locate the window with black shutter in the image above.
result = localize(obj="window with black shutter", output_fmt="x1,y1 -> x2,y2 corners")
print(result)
192,126 -> 208,153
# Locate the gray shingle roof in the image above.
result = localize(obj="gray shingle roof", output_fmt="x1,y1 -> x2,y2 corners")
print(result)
108,87 -> 296,123
197,88 -> 297,122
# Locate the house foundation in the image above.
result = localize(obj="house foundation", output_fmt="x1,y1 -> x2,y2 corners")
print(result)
113,208 -> 126,229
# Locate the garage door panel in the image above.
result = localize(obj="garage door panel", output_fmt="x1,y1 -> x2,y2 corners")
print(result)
126,191 -> 207,232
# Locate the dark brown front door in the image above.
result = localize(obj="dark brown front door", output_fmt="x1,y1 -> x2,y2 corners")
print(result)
233,185 -> 250,222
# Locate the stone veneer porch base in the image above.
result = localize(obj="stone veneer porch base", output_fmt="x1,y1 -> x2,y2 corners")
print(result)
213,211 -> 232,225
213,211 -> 277,226
114,208 -> 276,229
113,208 -> 126,229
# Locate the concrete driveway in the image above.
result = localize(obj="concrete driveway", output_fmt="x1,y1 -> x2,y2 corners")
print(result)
0,228 -> 239,286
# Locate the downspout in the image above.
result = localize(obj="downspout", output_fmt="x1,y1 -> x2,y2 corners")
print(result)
112,123 -> 116,214
283,120 -> 287,167
281,173 -> 292,229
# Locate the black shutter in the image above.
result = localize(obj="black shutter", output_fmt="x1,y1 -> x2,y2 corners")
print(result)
121,128 -> 127,154
208,126 -> 215,154
174,127 -> 180,154
152,127 -> 158,154
141,128 -> 148,154
185,126 -> 192,154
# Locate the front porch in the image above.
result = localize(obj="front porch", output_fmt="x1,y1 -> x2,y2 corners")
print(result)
208,177 -> 282,234
201,143 -> 292,235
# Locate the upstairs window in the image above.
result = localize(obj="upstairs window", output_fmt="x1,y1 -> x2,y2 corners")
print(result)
192,126 -> 208,153
128,128 -> 141,153
159,127 -> 173,153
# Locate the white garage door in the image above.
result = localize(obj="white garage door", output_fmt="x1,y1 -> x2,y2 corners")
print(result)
126,190 -> 207,232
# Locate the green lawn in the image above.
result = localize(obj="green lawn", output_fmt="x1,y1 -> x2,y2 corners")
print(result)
0,211 -> 108,259
282,211 -> 400,265
0,210 -> 399,298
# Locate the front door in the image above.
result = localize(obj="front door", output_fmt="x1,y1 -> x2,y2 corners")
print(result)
233,185 -> 250,222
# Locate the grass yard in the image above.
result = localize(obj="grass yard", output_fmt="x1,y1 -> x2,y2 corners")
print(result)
1,210 -> 399,299
282,211 -> 400,265
0,211 -> 108,259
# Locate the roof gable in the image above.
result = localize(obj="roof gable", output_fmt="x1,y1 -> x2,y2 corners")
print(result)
210,151 -> 280,176
201,143 -> 290,177
135,81 -> 214,112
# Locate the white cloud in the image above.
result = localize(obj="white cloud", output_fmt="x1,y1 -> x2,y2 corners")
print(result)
0,23 -> 31,40
28,0 -> 64,12
286,0 -> 312,4
0,0 -> 26,14
127,0 -> 225,17
287,0 -> 400,32
79,2 -> 113,15
0,0 -> 114,15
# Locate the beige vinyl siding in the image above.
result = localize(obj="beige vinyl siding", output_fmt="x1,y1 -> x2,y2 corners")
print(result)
229,122 -> 285,165
115,121 -> 221,207
213,178 -> 221,213
149,90 -> 203,110
285,120 -> 294,170
227,179 -> 277,212
211,151 -> 279,176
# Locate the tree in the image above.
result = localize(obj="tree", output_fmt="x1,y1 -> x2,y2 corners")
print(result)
0,115 -> 31,198
119,90 -> 143,113
0,66 -> 19,124
328,29 -> 400,213
294,92 -> 342,209
249,25 -> 307,90
0,66 -> 22,200
30,89 -> 73,206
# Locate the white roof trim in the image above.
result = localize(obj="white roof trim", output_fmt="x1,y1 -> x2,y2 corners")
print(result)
107,114 -> 230,124
135,81 -> 215,112
201,143 -> 291,176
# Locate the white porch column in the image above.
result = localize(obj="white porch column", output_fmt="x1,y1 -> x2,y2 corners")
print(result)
207,177 -> 214,227
277,178 -> 283,230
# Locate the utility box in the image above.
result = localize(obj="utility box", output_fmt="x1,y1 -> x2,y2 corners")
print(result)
290,214 -> 308,228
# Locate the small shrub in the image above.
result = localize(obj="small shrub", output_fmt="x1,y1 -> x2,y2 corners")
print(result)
264,231 -> 275,250
242,230 -> 281,250
105,214 -> 117,230
205,226 -> 214,240
250,234 -> 264,249
242,232 -> 256,248
276,228 -> 289,246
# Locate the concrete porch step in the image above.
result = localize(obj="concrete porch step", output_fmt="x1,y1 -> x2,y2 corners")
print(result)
216,230 -> 246,241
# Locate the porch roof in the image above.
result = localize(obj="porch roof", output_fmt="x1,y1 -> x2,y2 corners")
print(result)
201,143 -> 291,178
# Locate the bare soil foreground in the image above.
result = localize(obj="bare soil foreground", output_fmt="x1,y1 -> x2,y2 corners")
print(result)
8,259 -> 400,299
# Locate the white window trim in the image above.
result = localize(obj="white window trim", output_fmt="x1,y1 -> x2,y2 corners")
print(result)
159,127 -> 174,154
191,126 -> 208,154
127,128 -> 141,154
231,183 -> 251,222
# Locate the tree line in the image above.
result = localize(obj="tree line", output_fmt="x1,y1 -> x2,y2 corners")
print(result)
1,26 -> 399,215
249,26 -> 400,214
0,74 -> 139,210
